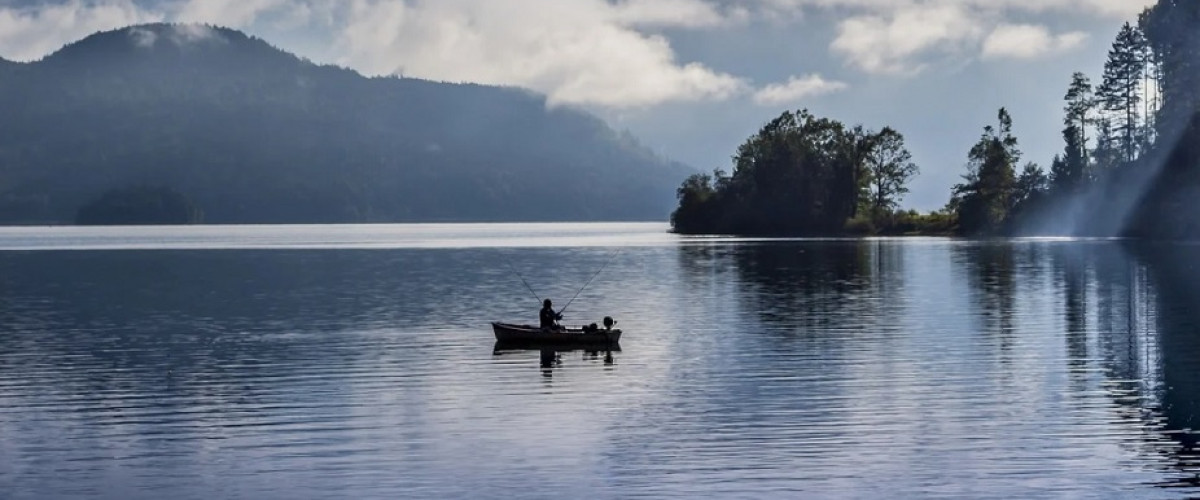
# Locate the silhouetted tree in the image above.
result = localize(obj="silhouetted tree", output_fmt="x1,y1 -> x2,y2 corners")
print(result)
952,108 -> 1020,235
1014,162 -> 1049,207
1064,72 -> 1095,158
1141,0 -> 1200,172
1098,22 -> 1149,163
863,127 -> 919,218
672,110 -> 875,235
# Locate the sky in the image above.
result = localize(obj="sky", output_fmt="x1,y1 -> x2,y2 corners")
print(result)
0,0 -> 1155,211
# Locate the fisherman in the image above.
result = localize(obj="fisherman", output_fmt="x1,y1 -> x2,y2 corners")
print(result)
540,298 -> 563,330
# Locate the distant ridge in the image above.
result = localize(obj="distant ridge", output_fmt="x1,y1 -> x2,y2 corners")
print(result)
0,23 -> 692,224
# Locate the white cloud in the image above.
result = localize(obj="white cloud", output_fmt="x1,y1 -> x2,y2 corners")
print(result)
0,0 -> 161,61
818,0 -> 1141,75
174,0 -> 289,28
333,0 -> 748,108
762,0 -> 1152,19
982,24 -> 1088,60
831,3 -> 983,75
0,0 -> 749,108
610,0 -> 731,28
753,74 -> 847,105
0,0 -> 1159,103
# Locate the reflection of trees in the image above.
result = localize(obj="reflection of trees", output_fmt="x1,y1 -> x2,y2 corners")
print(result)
1041,242 -> 1200,489
730,241 -> 875,332
954,243 -> 1018,356
1130,244 -> 1200,487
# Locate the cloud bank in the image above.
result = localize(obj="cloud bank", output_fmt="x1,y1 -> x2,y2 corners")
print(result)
0,0 -> 1155,106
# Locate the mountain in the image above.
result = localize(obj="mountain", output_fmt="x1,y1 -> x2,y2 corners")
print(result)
0,24 -> 693,224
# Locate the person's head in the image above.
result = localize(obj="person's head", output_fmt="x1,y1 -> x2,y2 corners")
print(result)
544,299 -> 552,308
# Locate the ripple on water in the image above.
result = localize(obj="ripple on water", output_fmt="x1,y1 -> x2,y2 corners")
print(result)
0,229 -> 1198,499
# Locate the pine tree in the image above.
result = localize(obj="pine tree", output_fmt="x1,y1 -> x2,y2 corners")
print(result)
1141,0 -> 1200,172
1063,72 -> 1094,157
1098,22 -> 1148,163
1051,124 -> 1088,193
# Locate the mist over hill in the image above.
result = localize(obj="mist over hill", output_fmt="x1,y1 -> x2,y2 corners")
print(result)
0,23 -> 693,224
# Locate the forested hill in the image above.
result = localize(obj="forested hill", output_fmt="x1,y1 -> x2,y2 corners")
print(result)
0,23 -> 692,224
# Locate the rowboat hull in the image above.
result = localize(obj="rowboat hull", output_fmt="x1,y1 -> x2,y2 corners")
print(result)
491,322 -> 622,345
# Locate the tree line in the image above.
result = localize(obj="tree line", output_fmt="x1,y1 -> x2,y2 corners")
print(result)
673,0 -> 1199,238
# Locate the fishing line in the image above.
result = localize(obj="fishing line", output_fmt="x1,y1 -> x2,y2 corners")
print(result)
503,256 -> 541,303
559,248 -> 622,315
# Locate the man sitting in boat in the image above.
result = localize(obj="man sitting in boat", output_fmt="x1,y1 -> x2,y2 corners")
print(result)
540,299 -> 564,331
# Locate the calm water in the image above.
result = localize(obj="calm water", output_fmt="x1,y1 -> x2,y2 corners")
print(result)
2,223 -> 1200,499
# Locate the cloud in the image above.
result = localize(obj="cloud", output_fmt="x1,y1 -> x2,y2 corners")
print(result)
610,0 -> 732,28
174,0 -> 289,28
820,0 -> 1140,75
982,24 -> 1088,60
0,0 -> 750,108
0,0 -> 1159,104
831,3 -> 983,75
0,0 -> 161,61
752,74 -> 847,105
333,0 -> 748,108
764,0 -> 1153,19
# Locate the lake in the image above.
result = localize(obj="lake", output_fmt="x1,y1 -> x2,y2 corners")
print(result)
2,223 -> 1199,499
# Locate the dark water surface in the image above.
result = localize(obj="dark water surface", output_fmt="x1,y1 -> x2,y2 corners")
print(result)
2,223 -> 1200,499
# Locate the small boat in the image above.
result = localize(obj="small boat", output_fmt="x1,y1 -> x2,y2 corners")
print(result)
491,322 -> 622,345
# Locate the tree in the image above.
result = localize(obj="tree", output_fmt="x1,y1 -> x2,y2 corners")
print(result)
1063,72 -> 1095,159
1141,0 -> 1200,173
671,110 -> 877,235
671,170 -> 723,233
863,127 -> 919,218
1098,22 -> 1149,162
1013,162 -> 1049,207
952,108 -> 1021,235
1091,118 -> 1122,174
1052,124 -> 1088,193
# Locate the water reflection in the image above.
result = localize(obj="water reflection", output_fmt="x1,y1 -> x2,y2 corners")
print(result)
1133,243 -> 1200,488
955,240 -> 1200,491
9,230 -> 1200,498
489,345 -> 617,380
730,241 -> 875,331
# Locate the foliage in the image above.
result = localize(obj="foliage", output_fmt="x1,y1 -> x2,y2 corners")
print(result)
75,185 -> 203,225
863,127 -> 919,219
1098,22 -> 1150,163
672,110 -> 874,235
951,108 -> 1021,236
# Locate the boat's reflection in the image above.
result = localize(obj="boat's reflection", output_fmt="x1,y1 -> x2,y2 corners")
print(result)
492,341 -> 618,377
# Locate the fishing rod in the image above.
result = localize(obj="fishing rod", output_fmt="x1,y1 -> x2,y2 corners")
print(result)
504,257 -> 542,303
558,248 -> 621,316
